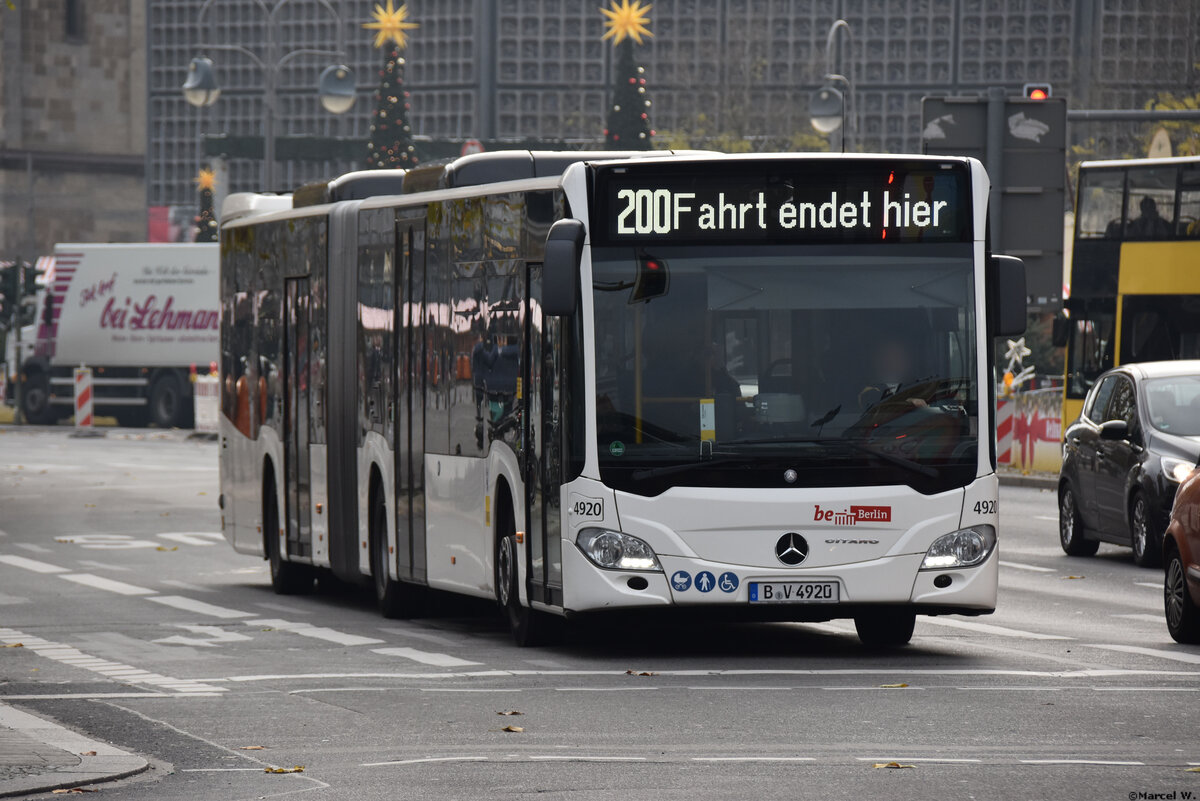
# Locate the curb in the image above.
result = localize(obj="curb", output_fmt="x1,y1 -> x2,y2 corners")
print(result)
0,703 -> 149,798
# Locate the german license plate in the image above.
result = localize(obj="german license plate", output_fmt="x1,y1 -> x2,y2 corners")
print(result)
748,581 -> 839,604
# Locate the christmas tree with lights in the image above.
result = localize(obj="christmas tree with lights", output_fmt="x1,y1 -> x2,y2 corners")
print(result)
363,1 -> 419,169
194,167 -> 218,242
602,0 -> 654,150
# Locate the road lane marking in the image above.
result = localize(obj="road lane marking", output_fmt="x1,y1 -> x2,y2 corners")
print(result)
14,542 -> 54,554
1111,613 -> 1163,623
76,560 -> 132,572
363,757 -> 488,767
0,627 -> 225,694
256,602 -> 312,616
855,757 -> 982,763
157,532 -> 224,547
1086,644 -> 1200,665
919,617 -> 1073,640
529,756 -> 648,762
247,618 -> 384,646
154,625 -> 255,647
149,595 -> 254,619
1020,759 -> 1145,766
59,573 -> 156,596
371,647 -> 481,667
0,554 -> 69,573
999,560 -> 1056,573
376,627 -> 460,647
160,579 -> 214,593
1134,582 -> 1160,589
693,757 -> 816,762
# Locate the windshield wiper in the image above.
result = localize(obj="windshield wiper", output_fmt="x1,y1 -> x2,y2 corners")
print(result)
723,437 -> 940,479
630,453 -> 751,481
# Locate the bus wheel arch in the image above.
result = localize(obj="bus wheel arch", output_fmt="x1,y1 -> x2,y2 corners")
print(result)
493,478 -> 561,647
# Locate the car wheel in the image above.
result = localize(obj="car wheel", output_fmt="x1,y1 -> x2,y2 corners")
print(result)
1130,492 -> 1161,568
854,609 -> 916,647
1165,546 -> 1200,644
1059,484 -> 1099,556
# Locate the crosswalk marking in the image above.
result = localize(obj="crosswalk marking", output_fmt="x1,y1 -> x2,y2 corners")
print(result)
59,573 -> 156,596
149,595 -> 254,619
371,647 -> 482,667
919,616 -> 1073,641
0,554 -> 69,573
248,618 -> 384,646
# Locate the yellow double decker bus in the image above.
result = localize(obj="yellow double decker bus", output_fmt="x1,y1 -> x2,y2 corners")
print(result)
1060,156 -> 1200,424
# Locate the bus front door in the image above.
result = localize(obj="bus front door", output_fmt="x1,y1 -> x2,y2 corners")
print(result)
284,277 -> 313,559
525,264 -> 564,608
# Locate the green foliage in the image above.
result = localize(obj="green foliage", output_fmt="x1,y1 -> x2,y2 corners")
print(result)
1143,86 -> 1200,157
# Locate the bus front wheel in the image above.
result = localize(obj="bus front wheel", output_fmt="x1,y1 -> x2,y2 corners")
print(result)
265,475 -> 312,595
495,530 -> 561,647
854,610 -> 916,647
370,490 -> 421,619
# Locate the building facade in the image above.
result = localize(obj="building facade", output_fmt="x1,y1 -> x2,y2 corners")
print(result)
0,0 -> 147,258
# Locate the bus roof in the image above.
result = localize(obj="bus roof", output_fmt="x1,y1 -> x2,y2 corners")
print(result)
1079,155 -> 1200,171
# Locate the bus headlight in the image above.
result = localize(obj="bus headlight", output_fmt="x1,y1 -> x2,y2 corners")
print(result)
920,526 -> 996,570
576,528 -> 662,572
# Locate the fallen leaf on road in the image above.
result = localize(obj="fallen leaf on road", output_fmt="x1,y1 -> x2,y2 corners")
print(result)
1062,575 -> 1085,580
160,512 -> 170,517
880,683 -> 908,688
500,726 -> 524,733
1186,767 -> 1200,773
264,766 -> 304,774
497,710 -> 524,716
52,789 -> 96,794
872,762 -> 915,769
198,491 -> 207,495
2,643 -> 22,648
80,751 -> 96,756
155,546 -> 178,552
84,504 -> 96,508
625,670 -> 658,676
238,745 -> 266,750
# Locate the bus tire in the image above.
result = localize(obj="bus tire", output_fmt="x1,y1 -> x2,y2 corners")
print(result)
149,372 -> 184,428
1059,484 -> 1099,556
264,472 -> 312,595
21,372 -> 57,425
1165,543 -> 1200,644
854,609 -> 916,647
1130,492 -> 1160,568
495,519 -> 562,648
370,488 -> 421,619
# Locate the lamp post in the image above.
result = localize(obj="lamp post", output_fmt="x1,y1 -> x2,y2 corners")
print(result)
809,19 -> 854,152
182,0 -> 356,191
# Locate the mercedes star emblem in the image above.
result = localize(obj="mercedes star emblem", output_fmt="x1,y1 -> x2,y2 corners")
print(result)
775,532 -> 809,566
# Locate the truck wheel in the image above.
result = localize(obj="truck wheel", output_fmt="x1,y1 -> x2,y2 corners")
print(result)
149,373 -> 183,428
21,373 -> 57,425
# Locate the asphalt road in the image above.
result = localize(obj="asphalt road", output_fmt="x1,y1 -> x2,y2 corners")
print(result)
1,426 -> 1198,800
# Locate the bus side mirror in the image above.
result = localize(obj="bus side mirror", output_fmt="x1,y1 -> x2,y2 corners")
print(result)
989,254 -> 1026,337
543,219 -> 585,317
1051,313 -> 1070,348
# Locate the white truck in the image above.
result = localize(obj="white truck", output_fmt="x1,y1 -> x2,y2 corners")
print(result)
2,243 -> 218,427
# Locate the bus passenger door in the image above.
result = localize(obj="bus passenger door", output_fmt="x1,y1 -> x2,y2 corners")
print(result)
525,263 -> 564,607
284,277 -> 312,558
395,223 -> 427,582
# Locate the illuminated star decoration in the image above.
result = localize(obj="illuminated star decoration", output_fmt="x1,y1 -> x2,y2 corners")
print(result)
363,1 -> 419,50
601,0 -> 653,46
194,168 -> 216,192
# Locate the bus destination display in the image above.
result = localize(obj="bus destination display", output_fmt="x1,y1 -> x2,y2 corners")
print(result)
597,162 -> 970,245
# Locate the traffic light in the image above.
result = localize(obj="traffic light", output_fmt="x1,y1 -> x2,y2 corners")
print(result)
1023,83 -> 1052,100
631,252 -> 669,303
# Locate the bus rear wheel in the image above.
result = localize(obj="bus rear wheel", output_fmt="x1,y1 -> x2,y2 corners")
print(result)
370,490 -> 421,619
495,528 -> 561,648
854,609 -> 916,647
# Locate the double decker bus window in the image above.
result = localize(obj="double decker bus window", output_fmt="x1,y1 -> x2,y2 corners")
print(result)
1077,170 -> 1125,239
1179,168 -> 1200,237
1124,167 -> 1177,240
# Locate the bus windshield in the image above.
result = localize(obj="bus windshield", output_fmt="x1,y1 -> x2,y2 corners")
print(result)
592,244 -> 978,496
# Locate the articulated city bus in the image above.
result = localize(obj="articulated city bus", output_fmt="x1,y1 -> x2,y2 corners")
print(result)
1060,156 -> 1200,424
218,151 -> 1025,647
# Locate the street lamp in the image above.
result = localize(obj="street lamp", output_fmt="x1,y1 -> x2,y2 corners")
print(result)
182,0 -> 356,191
809,19 -> 854,152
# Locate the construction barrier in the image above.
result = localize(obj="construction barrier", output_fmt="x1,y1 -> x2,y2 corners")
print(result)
995,398 -> 1013,464
193,374 -> 220,434
73,366 -> 93,429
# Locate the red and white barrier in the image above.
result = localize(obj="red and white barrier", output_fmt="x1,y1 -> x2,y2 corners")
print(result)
996,398 -> 1013,464
193,374 -> 220,434
73,366 -> 93,429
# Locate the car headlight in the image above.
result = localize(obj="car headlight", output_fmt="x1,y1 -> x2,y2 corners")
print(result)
576,528 -> 662,572
1162,456 -> 1196,484
920,526 -> 996,570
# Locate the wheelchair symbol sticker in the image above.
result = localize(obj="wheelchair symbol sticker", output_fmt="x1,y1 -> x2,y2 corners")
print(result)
671,570 -> 692,591
718,572 -> 739,593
